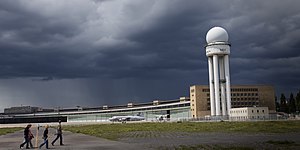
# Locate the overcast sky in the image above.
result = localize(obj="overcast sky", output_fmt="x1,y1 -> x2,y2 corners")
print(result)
0,0 -> 299,112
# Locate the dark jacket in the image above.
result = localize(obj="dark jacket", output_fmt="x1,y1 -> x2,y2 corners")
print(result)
57,124 -> 62,135
43,128 -> 48,139
24,127 -> 30,138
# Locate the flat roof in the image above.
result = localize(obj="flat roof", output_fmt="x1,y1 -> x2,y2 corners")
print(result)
7,98 -> 190,117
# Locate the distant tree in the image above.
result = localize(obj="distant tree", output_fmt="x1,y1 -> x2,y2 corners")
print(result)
296,90 -> 300,113
280,93 -> 287,113
289,93 -> 296,113
275,96 -> 280,112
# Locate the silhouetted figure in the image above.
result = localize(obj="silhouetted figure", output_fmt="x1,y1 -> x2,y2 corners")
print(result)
39,125 -> 49,149
28,127 -> 34,148
51,120 -> 63,146
20,124 -> 32,149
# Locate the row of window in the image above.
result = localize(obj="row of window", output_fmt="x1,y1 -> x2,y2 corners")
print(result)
206,105 -> 260,111
207,102 -> 259,105
231,88 -> 258,92
232,102 -> 259,106
202,107 -> 265,114
206,101 -> 259,105
202,89 -> 209,92
206,97 -> 259,102
232,93 -> 258,96
230,109 -> 265,114
231,116 -> 267,120
206,93 -> 258,97
201,88 -> 259,92
232,97 -> 259,101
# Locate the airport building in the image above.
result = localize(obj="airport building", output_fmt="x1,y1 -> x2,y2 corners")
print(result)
5,97 -> 191,123
190,85 -> 276,118
229,107 -> 270,121
4,106 -> 44,114
66,97 -> 191,122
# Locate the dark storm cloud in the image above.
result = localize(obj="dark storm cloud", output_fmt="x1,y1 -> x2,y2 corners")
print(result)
221,1 -> 300,93
0,0 -> 217,80
0,0 -> 299,111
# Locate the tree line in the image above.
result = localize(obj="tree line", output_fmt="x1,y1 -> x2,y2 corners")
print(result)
276,90 -> 300,114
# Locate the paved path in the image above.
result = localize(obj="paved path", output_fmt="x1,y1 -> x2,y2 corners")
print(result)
0,128 -> 152,150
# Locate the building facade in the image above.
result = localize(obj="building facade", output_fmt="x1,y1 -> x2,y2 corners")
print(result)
229,107 -> 269,121
190,85 -> 275,118
67,97 -> 191,122
10,97 -> 191,122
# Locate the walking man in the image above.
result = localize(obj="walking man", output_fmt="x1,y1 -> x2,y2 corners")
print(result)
20,124 -> 32,149
39,125 -> 49,149
51,120 -> 63,146
28,127 -> 34,148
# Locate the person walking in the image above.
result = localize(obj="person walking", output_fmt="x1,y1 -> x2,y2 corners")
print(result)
28,127 -> 34,148
20,124 -> 32,149
39,125 -> 49,149
51,120 -> 63,146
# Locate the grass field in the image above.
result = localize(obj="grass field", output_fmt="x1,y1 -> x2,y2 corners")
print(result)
64,120 -> 300,140
0,127 -> 22,136
170,141 -> 300,150
171,144 -> 255,150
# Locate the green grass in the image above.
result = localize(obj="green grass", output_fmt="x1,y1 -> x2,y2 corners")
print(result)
0,127 -> 23,136
64,120 -> 300,140
172,144 -> 254,150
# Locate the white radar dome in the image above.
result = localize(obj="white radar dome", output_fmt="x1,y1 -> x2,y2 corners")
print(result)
206,27 -> 228,43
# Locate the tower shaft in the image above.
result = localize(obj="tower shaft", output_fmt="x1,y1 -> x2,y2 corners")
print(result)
206,42 -> 231,117
213,55 -> 220,116
224,55 -> 231,113
208,57 -> 216,116
219,57 -> 227,116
